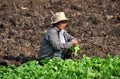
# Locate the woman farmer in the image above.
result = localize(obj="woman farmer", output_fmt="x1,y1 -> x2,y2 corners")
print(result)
38,12 -> 78,59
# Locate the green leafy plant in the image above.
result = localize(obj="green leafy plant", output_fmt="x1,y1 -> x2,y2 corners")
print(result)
70,45 -> 81,56
0,55 -> 120,79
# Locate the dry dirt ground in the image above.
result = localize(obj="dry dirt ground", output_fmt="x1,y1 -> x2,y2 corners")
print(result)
0,0 -> 120,66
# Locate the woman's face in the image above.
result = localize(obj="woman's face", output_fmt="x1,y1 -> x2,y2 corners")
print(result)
57,21 -> 67,30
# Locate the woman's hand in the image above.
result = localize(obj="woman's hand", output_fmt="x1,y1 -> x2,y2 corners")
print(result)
72,39 -> 78,46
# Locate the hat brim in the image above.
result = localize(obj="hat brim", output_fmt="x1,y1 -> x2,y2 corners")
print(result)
51,19 -> 69,24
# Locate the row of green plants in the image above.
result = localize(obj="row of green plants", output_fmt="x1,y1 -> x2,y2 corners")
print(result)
0,55 -> 120,79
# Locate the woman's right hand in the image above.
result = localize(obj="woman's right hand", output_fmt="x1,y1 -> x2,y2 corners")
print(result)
72,39 -> 78,46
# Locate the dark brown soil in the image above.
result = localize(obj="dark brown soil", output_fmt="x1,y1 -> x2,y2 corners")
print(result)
0,0 -> 120,66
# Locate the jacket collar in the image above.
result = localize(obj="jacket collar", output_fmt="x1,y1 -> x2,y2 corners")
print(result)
53,25 -> 60,32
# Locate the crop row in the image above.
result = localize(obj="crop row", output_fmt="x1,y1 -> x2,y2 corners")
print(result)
0,55 -> 120,79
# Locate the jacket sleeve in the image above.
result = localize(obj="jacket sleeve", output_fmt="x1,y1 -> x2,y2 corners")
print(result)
46,30 -> 73,50
64,31 -> 75,42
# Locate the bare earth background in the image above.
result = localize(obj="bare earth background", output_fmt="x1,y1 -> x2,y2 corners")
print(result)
0,0 -> 120,66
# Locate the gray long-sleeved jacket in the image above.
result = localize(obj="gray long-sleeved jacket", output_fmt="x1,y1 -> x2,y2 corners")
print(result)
38,26 -> 75,59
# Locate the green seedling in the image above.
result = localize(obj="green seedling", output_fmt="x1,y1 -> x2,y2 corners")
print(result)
70,45 -> 81,56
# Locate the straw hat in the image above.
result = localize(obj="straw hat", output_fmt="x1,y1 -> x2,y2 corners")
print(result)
51,12 -> 69,24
